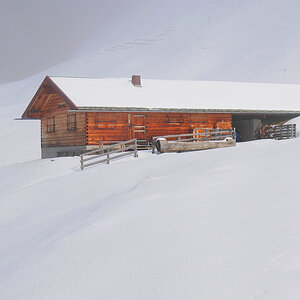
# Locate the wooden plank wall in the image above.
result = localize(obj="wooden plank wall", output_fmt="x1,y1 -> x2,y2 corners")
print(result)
86,112 -> 232,145
41,94 -> 86,147
86,112 -> 128,145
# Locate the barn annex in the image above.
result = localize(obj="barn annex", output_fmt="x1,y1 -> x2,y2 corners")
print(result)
21,75 -> 300,158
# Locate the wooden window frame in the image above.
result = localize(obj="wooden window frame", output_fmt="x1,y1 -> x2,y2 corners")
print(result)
190,115 -> 207,124
67,114 -> 77,131
47,116 -> 55,133
96,114 -> 117,130
167,114 -> 184,124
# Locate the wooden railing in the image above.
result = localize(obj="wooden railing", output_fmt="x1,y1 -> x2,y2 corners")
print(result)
274,124 -> 296,140
80,139 -> 138,170
151,128 -> 235,153
99,140 -> 149,150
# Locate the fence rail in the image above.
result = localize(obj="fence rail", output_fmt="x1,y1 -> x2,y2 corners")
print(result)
274,124 -> 296,140
99,139 -> 150,149
151,128 -> 235,153
80,139 -> 138,170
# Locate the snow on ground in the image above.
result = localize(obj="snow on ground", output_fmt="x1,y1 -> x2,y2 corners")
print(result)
0,135 -> 300,299
0,77 -> 41,166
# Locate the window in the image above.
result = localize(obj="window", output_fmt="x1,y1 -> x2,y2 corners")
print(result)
67,114 -> 76,131
47,117 -> 55,133
167,114 -> 184,124
191,114 -> 207,123
96,113 -> 116,129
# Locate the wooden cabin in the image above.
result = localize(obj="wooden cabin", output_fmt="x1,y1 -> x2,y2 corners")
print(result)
22,75 -> 300,158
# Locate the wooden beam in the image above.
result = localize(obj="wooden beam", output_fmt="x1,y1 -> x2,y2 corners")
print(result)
40,94 -> 53,111
156,138 -> 236,153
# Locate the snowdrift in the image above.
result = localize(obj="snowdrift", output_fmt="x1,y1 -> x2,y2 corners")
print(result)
0,137 -> 300,299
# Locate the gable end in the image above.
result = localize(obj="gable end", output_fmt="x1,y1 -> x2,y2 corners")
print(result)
21,76 -> 78,119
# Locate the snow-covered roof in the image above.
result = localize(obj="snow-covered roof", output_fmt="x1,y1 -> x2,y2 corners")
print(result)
49,76 -> 300,113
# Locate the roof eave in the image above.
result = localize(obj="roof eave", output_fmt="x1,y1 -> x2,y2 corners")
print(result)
74,106 -> 300,115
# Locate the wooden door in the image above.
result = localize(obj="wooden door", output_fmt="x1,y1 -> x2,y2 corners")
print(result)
130,114 -> 146,141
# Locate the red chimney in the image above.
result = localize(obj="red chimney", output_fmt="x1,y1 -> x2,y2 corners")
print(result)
132,75 -> 141,87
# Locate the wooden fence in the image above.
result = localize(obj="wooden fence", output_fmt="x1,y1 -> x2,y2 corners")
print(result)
274,124 -> 296,140
80,139 -> 138,170
99,140 -> 149,150
151,128 -> 235,153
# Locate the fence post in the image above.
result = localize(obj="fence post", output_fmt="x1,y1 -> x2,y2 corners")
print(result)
134,139 -> 138,158
152,137 -> 155,154
107,153 -> 110,164
80,156 -> 84,170
99,142 -> 104,153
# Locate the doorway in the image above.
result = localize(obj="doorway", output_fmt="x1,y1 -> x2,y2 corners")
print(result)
130,114 -> 146,142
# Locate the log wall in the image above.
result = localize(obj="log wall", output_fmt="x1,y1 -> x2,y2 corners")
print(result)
39,92 -> 232,148
86,112 -> 232,145
41,94 -> 86,147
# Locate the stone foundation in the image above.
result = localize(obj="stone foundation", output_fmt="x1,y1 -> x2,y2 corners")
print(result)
41,146 -> 88,158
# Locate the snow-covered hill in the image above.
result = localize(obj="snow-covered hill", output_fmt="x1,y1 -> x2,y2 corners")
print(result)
1,134 -> 300,299
65,0 -> 300,84
4,0 -> 300,84
4,0 -> 296,83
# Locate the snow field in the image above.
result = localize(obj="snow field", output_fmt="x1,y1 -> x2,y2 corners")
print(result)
0,135 -> 300,299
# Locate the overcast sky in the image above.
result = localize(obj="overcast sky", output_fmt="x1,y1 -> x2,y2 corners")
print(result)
0,0 -> 138,83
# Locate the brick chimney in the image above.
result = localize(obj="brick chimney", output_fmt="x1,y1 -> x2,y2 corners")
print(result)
132,75 -> 141,87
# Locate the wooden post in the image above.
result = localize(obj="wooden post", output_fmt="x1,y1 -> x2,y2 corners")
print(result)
99,142 -> 104,153
233,127 -> 236,141
134,139 -> 138,158
152,137 -> 155,154
107,153 -> 110,164
80,156 -> 84,170
293,124 -> 296,138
